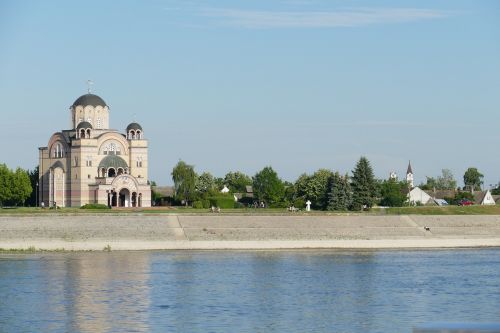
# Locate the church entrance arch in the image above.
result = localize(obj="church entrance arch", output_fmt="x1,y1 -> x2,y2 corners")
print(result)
119,188 -> 130,207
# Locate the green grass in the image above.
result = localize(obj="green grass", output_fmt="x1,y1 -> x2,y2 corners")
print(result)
379,205 -> 500,215
1,205 -> 499,216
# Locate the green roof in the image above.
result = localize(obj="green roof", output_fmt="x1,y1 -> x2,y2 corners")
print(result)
98,155 -> 128,169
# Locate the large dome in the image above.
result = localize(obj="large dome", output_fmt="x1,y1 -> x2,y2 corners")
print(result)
73,94 -> 107,107
98,155 -> 128,169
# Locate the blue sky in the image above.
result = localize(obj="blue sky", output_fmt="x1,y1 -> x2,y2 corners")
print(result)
0,0 -> 499,187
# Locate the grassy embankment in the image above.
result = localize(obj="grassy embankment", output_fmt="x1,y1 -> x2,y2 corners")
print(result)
1,205 -> 499,215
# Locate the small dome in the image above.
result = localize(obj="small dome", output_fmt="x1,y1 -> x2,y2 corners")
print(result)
126,122 -> 143,131
98,155 -> 128,169
76,121 -> 93,129
73,94 -> 107,107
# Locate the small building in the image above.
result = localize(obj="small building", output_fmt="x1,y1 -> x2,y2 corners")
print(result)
408,187 -> 434,205
152,186 -> 175,206
473,190 -> 496,205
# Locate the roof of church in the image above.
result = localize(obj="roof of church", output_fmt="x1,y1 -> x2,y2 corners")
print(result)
98,155 -> 128,169
73,94 -> 107,107
126,122 -> 143,131
407,161 -> 413,174
76,121 -> 93,129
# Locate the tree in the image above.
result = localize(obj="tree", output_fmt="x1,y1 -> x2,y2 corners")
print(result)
0,164 -> 32,206
10,168 -> 32,206
351,157 -> 377,210
223,171 -> 252,193
253,166 -> 285,207
492,183 -> 500,195
436,169 -> 457,190
379,179 -> 407,207
196,172 -> 216,195
283,181 -> 296,205
25,166 -> 39,207
0,164 -> 12,206
423,169 -> 457,190
327,172 -> 352,211
309,169 -> 334,209
463,167 -> 484,191
214,177 -> 225,191
421,177 -> 436,191
171,160 -> 198,206
293,169 -> 333,210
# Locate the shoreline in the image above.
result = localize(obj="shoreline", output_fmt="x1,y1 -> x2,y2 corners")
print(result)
1,214 -> 499,251
1,239 -> 500,252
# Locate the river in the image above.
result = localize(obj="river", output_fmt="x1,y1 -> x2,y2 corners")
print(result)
0,249 -> 499,332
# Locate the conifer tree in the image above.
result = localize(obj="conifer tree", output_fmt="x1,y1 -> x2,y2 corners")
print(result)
351,156 -> 376,210
327,172 -> 352,211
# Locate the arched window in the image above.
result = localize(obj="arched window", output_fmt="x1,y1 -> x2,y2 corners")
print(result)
105,143 -> 116,155
108,168 -> 116,177
53,143 -> 64,158
86,129 -> 91,138
136,130 -> 142,139
136,156 -> 143,168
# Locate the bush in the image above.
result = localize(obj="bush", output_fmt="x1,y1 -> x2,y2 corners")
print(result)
234,202 -> 245,209
269,202 -> 288,208
293,198 -> 305,209
192,201 -> 204,209
81,203 -> 110,209
446,192 -> 474,205
208,196 -> 235,209
202,199 -> 211,209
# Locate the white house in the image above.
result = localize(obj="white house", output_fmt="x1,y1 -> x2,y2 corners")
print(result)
473,190 -> 496,205
408,187 -> 433,205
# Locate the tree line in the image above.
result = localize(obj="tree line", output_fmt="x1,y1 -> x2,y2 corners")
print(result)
0,159 -> 495,209
170,157 -> 402,210
0,164 -> 35,207
169,158 -> 497,210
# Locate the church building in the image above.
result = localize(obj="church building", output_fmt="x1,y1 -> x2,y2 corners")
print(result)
38,92 -> 151,208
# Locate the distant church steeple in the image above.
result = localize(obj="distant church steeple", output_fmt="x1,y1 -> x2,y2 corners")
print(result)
406,161 -> 414,188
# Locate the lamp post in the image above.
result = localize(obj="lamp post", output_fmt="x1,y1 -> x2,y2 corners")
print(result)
36,182 -> 39,208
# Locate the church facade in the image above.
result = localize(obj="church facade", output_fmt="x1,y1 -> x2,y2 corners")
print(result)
38,93 -> 151,208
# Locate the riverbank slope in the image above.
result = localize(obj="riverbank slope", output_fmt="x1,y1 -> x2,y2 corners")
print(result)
1,215 -> 500,250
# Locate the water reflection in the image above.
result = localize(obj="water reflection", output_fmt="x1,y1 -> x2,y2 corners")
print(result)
0,252 -> 151,333
0,249 -> 499,333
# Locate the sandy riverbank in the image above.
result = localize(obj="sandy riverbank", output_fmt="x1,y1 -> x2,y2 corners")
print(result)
1,214 -> 499,251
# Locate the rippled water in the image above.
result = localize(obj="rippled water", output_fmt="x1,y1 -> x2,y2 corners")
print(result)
0,249 -> 499,333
